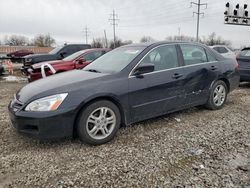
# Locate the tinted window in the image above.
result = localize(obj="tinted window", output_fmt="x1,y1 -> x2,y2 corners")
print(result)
180,45 -> 208,65
213,47 -> 229,54
49,46 -> 63,54
63,50 -> 87,61
60,46 -> 70,55
140,45 -> 178,71
206,50 -> 217,62
67,46 -> 80,55
84,51 -> 103,61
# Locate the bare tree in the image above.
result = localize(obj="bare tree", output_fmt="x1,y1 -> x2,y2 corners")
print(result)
4,35 -> 29,46
166,35 -> 196,42
91,38 -> 105,48
201,32 -> 232,46
123,40 -> 133,45
33,34 -> 56,47
140,36 -> 155,43
109,37 -> 123,49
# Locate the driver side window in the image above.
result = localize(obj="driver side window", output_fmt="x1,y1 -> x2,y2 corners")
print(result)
140,45 -> 179,71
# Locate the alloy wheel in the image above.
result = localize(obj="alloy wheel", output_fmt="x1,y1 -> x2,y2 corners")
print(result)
86,107 -> 116,140
213,84 -> 226,106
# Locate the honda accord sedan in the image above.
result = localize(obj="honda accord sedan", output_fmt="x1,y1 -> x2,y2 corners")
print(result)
8,42 -> 240,145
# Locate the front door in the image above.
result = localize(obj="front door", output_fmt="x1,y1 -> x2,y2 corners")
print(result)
128,44 -> 185,123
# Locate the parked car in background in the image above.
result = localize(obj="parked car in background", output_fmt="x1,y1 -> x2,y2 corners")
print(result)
9,42 -> 240,145
7,49 -> 34,58
236,47 -> 250,81
22,44 -> 91,74
209,45 -> 236,59
27,48 -> 110,82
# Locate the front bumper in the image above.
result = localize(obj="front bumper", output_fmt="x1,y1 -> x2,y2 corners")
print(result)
8,101 -> 76,140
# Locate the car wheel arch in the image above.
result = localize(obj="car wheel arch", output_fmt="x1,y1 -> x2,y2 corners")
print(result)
218,78 -> 230,92
209,78 -> 230,92
72,96 -> 127,138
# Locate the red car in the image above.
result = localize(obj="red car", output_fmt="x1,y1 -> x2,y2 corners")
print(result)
7,49 -> 34,58
27,48 -> 110,82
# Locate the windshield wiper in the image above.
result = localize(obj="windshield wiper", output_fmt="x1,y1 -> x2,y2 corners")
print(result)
85,69 -> 101,73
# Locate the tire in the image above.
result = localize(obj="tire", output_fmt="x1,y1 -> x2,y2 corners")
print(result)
77,100 -> 121,145
205,80 -> 228,110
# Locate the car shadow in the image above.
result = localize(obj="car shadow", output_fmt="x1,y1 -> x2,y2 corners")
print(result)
239,82 -> 250,89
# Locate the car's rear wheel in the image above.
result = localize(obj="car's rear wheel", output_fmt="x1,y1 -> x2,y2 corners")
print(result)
205,80 -> 228,110
77,100 -> 121,145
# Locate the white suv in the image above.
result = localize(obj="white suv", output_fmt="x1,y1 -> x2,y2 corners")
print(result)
209,45 -> 236,59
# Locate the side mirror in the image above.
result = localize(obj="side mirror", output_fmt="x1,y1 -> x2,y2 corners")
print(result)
133,63 -> 154,77
77,58 -> 86,64
60,52 -> 67,57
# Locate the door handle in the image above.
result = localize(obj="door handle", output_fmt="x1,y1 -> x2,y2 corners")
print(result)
172,73 -> 183,79
210,66 -> 217,71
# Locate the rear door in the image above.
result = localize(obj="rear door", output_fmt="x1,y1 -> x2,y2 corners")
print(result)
179,44 -> 221,106
128,44 -> 186,122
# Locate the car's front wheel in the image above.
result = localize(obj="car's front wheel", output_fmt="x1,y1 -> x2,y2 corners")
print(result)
77,100 -> 121,145
205,80 -> 228,110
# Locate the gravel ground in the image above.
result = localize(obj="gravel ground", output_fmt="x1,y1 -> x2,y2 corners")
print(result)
0,81 -> 249,188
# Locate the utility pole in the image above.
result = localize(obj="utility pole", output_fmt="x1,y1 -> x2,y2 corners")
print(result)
191,0 -> 207,42
83,26 -> 90,44
178,27 -> 181,40
109,10 -> 119,48
104,30 -> 108,48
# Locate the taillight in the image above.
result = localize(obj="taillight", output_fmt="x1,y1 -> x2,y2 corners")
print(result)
236,62 -> 239,69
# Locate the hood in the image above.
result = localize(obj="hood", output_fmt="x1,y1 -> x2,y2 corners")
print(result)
32,60 -> 68,69
24,53 -> 58,64
17,70 -> 109,103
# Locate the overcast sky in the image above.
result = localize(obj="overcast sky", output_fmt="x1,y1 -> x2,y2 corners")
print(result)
0,0 -> 250,48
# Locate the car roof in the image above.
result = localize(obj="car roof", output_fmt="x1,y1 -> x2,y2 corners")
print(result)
77,48 -> 110,54
242,47 -> 250,51
123,41 -> 208,48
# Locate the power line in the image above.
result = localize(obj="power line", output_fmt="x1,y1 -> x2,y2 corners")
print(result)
83,26 -> 90,44
191,0 -> 208,41
109,10 -> 119,48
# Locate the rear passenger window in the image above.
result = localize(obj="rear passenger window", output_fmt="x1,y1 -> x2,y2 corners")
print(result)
213,47 -> 229,54
180,45 -> 208,66
140,45 -> 179,71
206,51 -> 217,62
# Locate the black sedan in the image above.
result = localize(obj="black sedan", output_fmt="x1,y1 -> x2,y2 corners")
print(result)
8,42 -> 240,145
237,47 -> 250,81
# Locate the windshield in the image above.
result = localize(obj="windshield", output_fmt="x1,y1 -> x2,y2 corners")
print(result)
240,49 -> 250,57
83,46 -> 144,74
49,46 -> 63,54
63,50 -> 86,61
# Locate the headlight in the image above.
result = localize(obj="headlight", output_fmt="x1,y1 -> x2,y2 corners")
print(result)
25,93 -> 68,111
